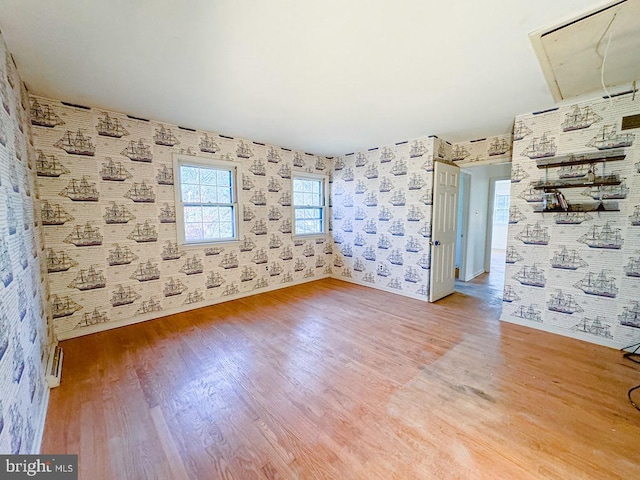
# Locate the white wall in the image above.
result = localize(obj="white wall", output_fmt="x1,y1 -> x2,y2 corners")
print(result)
459,163 -> 511,281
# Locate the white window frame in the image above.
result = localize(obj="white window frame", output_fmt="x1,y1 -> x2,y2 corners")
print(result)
173,154 -> 241,246
291,172 -> 328,238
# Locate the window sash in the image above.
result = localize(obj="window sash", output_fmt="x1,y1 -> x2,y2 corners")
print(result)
292,175 -> 326,236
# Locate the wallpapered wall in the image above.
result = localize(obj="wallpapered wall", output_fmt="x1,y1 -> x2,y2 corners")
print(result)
329,136 -> 451,299
500,92 -> 640,349
30,95 -> 334,340
0,36 -> 53,454
451,133 -> 512,167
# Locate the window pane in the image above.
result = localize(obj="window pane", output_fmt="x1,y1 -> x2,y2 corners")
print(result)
181,166 -> 199,184
219,207 -> 233,222
220,221 -> 234,239
200,168 -> 217,185
201,185 -> 217,203
218,170 -> 232,186
217,187 -> 232,204
202,206 -> 219,223
203,222 -> 220,239
181,183 -> 200,202
184,206 -> 202,223
185,223 -> 204,242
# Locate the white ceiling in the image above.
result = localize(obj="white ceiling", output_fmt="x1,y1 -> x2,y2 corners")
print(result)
0,0 -> 620,156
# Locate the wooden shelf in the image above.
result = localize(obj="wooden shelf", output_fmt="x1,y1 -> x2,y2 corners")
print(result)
536,149 -> 626,169
532,175 -> 621,190
533,204 -> 620,213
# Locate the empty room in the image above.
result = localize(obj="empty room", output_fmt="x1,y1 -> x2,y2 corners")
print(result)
0,0 -> 639,478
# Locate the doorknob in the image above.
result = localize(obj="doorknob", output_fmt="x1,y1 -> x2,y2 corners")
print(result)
434,240 -> 441,246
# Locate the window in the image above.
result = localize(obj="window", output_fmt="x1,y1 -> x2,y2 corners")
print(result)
174,155 -> 239,245
493,193 -> 510,225
292,174 -> 326,236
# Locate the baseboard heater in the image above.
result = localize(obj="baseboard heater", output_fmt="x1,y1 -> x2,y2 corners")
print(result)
46,344 -> 63,388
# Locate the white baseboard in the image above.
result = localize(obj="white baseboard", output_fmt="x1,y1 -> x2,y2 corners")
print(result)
34,380 -> 51,453
56,274 -> 330,340
329,274 -> 430,302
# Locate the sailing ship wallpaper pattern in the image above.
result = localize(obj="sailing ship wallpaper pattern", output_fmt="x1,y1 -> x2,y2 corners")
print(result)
501,92 -> 640,348
329,137 -> 448,299
30,95 -> 334,339
0,33 -> 53,455
450,133 -> 512,166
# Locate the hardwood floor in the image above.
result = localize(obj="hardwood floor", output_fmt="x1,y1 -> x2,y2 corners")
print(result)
42,278 -> 640,479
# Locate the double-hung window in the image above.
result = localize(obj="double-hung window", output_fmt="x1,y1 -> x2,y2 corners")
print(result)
292,174 -> 327,236
174,155 -> 240,245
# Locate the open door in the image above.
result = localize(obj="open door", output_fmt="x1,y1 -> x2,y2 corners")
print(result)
429,161 -> 460,302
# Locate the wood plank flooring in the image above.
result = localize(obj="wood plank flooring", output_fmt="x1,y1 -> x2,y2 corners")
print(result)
42,278 -> 640,479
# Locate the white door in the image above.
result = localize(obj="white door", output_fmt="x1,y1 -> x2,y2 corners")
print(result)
429,161 -> 460,302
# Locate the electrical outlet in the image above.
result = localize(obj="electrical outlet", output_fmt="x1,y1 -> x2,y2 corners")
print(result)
377,264 -> 384,271
265,265 -> 269,271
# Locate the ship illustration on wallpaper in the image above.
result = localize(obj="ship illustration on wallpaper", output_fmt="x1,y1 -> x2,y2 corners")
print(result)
279,218 -> 292,233
128,221 -> 158,243
161,241 -> 185,260
551,247 -> 587,270
391,159 -> 407,176
251,219 -> 268,235
512,304 -> 542,322
76,309 -> 109,328
451,145 -> 469,162
204,246 -> 224,256
387,277 -> 402,289
51,294 -> 82,318
268,234 -> 283,249
96,112 -> 129,137
46,249 -> 76,273
269,262 -> 284,276
104,202 -> 135,224
407,206 -> 424,222
180,256 -> 204,275
64,223 -> 102,246
342,167 -> 354,182
130,260 -> 160,282
404,267 -> 421,284
184,289 -> 205,305
121,139 -> 153,162
355,153 -> 367,167
68,265 -> 106,290
554,211 -> 592,225
236,141 -> 254,159
354,232 -> 366,247
342,194 -> 354,208
503,285 -> 520,303
58,176 -> 99,201
380,146 -> 395,163
547,290 -> 583,314
241,266 -> 257,282
0,313 -> 7,363
365,164 -> 379,179
279,245 -> 293,260
586,125 -> 634,150
364,193 -> 378,207
125,181 -> 155,202
249,159 -> 266,176
268,177 -> 282,192
159,204 -> 176,223
36,151 -> 69,177
574,271 -> 618,298
355,180 -> 368,194
206,272 -> 225,288
630,206 -> 640,226
572,317 -> 613,339
505,246 -> 523,264
512,264 -> 546,287
619,301 -> 640,328
558,163 -> 587,179
154,125 -> 179,146
277,163 -> 291,178
243,206 -> 256,221
223,283 -> 240,296
294,259 -> 306,272
109,244 -> 138,265
582,182 -> 628,200
6,199 -> 16,235
265,147 -> 281,163
513,120 -> 532,141
390,190 -> 406,206
293,152 -> 305,168
417,252 -> 431,269
624,256 -> 640,277
389,220 -> 405,236
156,164 -> 174,185
352,258 -> 365,272
488,138 -> 510,156
303,244 -> 315,257
239,236 -> 256,252
362,246 -> 376,261
55,130 -> 95,156
379,177 -> 393,192
220,252 -> 239,269
510,165 -> 529,183
162,278 -> 187,297
577,222 -> 622,249
515,222 -> 549,245
268,207 -> 282,221
408,174 -> 426,190
420,191 -> 434,206
409,140 -> 427,158
508,206 -> 526,224
354,207 -> 367,221
199,134 -> 219,153
100,158 -> 132,181
30,99 -> 65,128
334,157 -> 345,170
561,105 -> 602,132
521,133 -> 556,159
387,249 -> 403,265
242,174 -> 255,191
111,285 -> 141,306
250,189 -> 267,205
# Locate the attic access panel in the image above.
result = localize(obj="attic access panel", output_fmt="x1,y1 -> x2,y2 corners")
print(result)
530,0 -> 640,102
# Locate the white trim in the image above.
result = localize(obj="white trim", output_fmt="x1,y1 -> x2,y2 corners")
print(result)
34,381 -> 51,453
329,274 -> 430,303
173,153 -> 242,246
56,274 -> 330,340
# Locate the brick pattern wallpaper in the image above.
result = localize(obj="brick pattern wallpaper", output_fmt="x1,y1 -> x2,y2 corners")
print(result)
329,137 -> 451,299
0,36 -> 53,454
500,92 -> 640,348
30,96 -> 333,340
